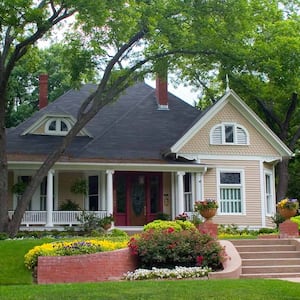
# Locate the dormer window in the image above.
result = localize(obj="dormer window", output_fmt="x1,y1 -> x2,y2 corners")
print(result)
45,118 -> 71,135
210,123 -> 249,145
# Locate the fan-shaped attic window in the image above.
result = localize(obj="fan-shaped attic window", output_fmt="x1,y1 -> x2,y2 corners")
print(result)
210,123 -> 249,145
45,118 -> 71,135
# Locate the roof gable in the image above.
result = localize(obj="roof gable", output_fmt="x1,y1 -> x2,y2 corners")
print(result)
170,90 -> 292,157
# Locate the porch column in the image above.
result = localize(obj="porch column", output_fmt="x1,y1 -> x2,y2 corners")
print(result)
195,172 -> 202,201
100,172 -> 106,210
45,169 -> 54,227
177,171 -> 185,216
106,170 -> 114,216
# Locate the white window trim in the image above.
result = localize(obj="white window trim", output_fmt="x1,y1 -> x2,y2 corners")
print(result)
217,168 -> 245,215
264,170 -> 275,216
45,118 -> 71,136
210,122 -> 249,145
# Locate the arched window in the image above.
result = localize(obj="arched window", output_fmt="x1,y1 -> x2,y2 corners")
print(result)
45,118 -> 71,135
210,123 -> 249,145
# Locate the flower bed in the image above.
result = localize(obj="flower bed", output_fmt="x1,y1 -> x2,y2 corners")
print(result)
25,239 -> 128,271
37,248 -> 137,284
124,266 -> 211,280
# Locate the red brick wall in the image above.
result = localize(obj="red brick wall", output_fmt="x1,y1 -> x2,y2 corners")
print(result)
37,248 -> 138,284
279,220 -> 299,238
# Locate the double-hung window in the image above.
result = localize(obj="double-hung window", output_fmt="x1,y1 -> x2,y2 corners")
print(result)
218,170 -> 244,214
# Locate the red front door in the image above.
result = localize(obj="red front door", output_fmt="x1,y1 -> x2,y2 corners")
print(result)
114,172 -> 162,226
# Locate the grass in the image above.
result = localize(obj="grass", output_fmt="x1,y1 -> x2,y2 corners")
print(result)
0,238 -> 53,285
1,279 -> 300,299
1,238 -> 300,300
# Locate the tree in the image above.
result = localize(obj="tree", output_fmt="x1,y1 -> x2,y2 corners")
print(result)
223,3 -> 300,200
179,1 -> 300,200
0,0 -> 115,235
1,0 -> 280,236
6,43 -> 98,128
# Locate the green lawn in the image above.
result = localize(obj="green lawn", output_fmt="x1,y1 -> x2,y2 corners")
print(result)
0,238 -> 53,285
1,238 -> 300,300
1,279 -> 300,300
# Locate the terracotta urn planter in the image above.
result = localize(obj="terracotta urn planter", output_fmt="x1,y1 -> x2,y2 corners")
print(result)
102,223 -> 112,230
199,208 -> 217,221
278,208 -> 297,220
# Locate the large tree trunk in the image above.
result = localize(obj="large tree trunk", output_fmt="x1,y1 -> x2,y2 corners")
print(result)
0,90 -> 8,233
276,157 -> 290,201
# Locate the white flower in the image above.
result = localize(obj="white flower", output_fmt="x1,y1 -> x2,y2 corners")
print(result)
123,266 -> 211,280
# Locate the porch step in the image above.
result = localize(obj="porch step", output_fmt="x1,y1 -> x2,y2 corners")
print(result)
231,239 -> 300,279
239,251 -> 300,259
242,258 -> 300,266
241,272 -> 300,279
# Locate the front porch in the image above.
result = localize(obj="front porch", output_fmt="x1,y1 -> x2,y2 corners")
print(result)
8,163 -> 208,230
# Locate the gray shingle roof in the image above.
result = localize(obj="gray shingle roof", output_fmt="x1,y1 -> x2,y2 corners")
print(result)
7,82 -> 202,161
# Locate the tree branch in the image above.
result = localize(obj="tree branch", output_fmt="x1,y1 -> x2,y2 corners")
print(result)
283,92 -> 298,135
4,5 -> 75,82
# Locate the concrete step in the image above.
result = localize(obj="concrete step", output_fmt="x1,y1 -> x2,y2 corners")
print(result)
230,239 -> 292,246
242,265 -> 300,274
242,258 -> 300,266
234,244 -> 296,252
240,251 -> 300,259
241,272 -> 300,279
231,239 -> 300,279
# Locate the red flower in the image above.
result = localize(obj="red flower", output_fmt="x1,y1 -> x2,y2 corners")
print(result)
196,255 -> 204,266
166,227 -> 175,234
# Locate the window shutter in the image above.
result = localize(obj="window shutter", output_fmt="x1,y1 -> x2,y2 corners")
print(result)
211,126 -> 222,144
236,127 -> 247,144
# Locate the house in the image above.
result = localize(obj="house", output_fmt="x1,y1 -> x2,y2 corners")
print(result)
7,75 -> 292,230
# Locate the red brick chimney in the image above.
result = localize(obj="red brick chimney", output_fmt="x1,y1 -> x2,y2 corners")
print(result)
39,74 -> 48,109
156,75 -> 169,110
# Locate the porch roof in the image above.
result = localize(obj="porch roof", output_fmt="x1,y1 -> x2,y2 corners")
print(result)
8,158 -> 212,173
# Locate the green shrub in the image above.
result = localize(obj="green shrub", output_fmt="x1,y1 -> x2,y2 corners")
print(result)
128,228 -> 225,271
0,232 -> 8,240
291,215 -> 300,230
271,213 -> 285,229
109,228 -> 128,238
143,220 -> 195,232
258,228 -> 277,234
76,211 -> 111,234
59,199 -> 80,211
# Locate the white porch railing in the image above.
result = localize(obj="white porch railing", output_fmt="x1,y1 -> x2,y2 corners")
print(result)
8,210 -> 108,227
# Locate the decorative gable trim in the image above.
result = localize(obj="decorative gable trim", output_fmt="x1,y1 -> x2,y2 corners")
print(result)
21,114 -> 92,137
170,90 -> 292,157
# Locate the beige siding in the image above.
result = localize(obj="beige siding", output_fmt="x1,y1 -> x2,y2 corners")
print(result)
179,103 -> 279,157
202,159 -> 264,227
33,123 -> 45,134
58,172 -> 85,210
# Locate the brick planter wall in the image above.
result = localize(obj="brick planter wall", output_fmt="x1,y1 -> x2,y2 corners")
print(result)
279,220 -> 299,238
37,248 -> 138,284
